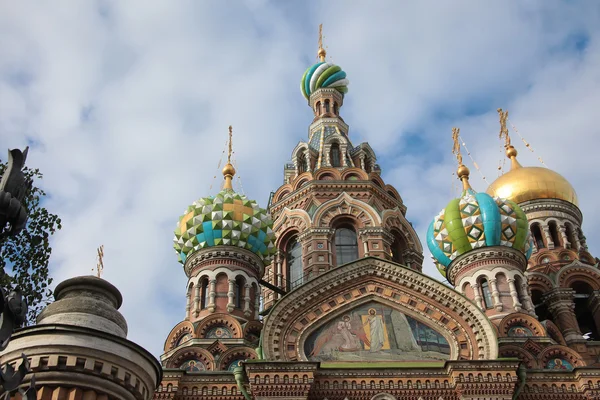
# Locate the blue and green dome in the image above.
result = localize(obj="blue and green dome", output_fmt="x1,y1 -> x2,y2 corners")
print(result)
301,62 -> 349,100
427,186 -> 533,279
173,189 -> 276,264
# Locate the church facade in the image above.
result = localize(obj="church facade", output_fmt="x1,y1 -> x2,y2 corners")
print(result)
153,33 -> 600,400
3,29 -> 600,400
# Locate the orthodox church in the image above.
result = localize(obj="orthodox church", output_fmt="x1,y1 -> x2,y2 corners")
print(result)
3,27 -> 600,400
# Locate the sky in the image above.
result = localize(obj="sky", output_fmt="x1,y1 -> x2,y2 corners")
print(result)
1,0 -> 599,357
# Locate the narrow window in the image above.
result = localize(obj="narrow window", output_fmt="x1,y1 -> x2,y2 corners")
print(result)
298,153 -> 307,173
333,102 -> 338,115
480,279 -> 493,308
287,238 -> 303,290
531,224 -> 545,249
549,221 -> 561,247
330,143 -> 341,167
335,227 -> 359,266
324,100 -> 330,113
201,279 -> 209,309
235,277 -> 244,309
316,101 -> 321,115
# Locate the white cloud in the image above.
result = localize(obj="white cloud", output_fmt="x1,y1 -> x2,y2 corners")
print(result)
1,1 -> 598,356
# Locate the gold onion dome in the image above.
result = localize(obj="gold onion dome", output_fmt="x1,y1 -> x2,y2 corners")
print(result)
486,145 -> 578,206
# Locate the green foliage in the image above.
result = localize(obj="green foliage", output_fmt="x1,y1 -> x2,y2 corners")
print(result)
0,161 -> 62,323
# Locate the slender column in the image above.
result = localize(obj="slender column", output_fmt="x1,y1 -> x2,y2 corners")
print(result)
544,288 -> 581,342
359,154 -> 365,171
507,278 -> 523,312
325,145 -> 331,166
193,285 -> 200,316
276,252 -> 283,298
293,159 -> 299,178
520,282 -> 535,314
559,225 -> 569,248
489,278 -> 503,311
185,291 -> 192,320
243,283 -> 251,317
542,226 -> 554,249
471,283 -> 485,310
305,151 -> 312,173
341,145 -> 347,167
208,278 -> 216,312
227,279 -> 235,312
362,240 -> 369,257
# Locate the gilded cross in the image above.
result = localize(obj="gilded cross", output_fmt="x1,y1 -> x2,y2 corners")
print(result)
498,108 -> 510,148
451,127 -> 463,166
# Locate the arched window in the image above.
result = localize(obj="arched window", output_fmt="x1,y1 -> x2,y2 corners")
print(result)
298,153 -> 307,174
391,230 -> 407,265
200,279 -> 209,309
335,227 -> 359,266
480,278 -> 493,309
235,276 -> 245,309
333,102 -> 338,115
287,237 -> 303,290
531,224 -> 545,249
324,100 -> 330,113
315,101 -> 321,115
548,221 -> 561,247
571,281 -> 599,340
330,143 -> 341,167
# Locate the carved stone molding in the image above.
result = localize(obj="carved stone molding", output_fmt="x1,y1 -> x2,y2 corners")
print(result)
184,246 -> 265,278
448,246 -> 527,285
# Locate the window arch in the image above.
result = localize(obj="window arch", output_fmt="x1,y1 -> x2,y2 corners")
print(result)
286,237 -> 303,290
335,227 -> 359,266
200,279 -> 209,309
333,102 -> 338,115
548,221 -> 561,247
330,143 -> 341,167
480,278 -> 493,309
531,223 -> 545,249
324,99 -> 330,113
391,230 -> 408,265
315,101 -> 321,115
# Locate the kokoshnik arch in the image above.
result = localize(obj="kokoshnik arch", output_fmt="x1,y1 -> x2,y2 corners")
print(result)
3,25 -> 600,400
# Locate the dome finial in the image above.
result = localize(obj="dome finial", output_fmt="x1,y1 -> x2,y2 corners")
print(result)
452,127 -> 471,191
498,108 -> 522,170
222,125 -> 236,190
317,23 -> 327,62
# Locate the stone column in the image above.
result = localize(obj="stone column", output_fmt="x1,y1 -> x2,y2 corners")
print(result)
359,154 -> 365,171
293,159 -> 299,178
227,279 -> 235,312
193,285 -> 200,316
489,278 -> 503,311
276,252 -> 283,298
520,282 -> 536,315
208,278 -> 217,312
507,278 -> 523,312
305,151 -> 312,173
542,225 -> 554,249
341,145 -> 347,167
559,225 -> 570,248
243,283 -> 252,317
471,283 -> 485,310
185,290 -> 191,320
544,288 -> 582,342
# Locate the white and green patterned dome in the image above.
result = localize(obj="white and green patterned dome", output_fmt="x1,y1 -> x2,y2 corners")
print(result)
173,188 -> 276,265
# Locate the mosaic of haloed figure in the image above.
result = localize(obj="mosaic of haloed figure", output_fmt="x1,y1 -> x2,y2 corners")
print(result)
304,302 -> 450,362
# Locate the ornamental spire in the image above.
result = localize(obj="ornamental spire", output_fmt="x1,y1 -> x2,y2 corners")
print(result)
497,108 -> 522,170
317,24 -> 326,62
222,125 -> 236,190
452,127 -> 471,191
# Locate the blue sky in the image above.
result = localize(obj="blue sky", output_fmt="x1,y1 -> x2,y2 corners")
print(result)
1,1 -> 599,357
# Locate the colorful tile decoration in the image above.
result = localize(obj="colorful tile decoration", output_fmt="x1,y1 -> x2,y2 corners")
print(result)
174,189 -> 276,264
427,188 -> 532,277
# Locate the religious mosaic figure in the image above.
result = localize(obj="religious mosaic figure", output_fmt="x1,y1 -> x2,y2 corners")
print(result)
364,308 -> 385,352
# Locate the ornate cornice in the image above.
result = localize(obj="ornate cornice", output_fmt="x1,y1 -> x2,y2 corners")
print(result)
519,198 -> 583,225
184,246 -> 265,278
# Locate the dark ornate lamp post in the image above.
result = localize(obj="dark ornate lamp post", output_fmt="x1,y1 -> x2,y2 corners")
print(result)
0,147 -> 36,398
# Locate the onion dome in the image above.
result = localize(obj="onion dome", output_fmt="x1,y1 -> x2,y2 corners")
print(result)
486,145 -> 578,206
173,127 -> 276,265
300,25 -> 349,100
301,62 -> 349,100
427,164 -> 533,279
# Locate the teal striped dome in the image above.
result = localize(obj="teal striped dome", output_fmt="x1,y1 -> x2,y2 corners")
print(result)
426,187 -> 533,279
301,62 -> 349,100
